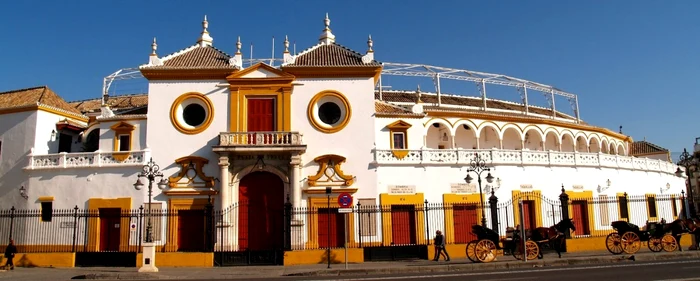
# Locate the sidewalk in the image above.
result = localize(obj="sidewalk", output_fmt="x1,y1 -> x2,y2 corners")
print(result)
1,249 -> 699,281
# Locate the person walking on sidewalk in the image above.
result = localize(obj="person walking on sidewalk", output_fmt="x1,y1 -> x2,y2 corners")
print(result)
4,238 -> 16,270
432,230 -> 450,261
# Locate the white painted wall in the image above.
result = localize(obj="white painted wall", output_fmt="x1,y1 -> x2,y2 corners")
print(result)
291,78 -> 378,201
97,119 -> 148,151
146,80 -> 229,206
0,111 -> 37,209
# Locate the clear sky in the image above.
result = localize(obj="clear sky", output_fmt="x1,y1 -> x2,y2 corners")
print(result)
1,0 -> 698,156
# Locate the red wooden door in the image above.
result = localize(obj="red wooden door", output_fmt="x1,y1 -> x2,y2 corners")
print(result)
571,200 -> 590,235
318,208 -> 345,248
247,98 -> 275,144
178,210 -> 205,251
99,208 -> 121,252
238,171 -> 284,251
521,201 -> 536,230
391,205 -> 417,245
453,204 -> 478,243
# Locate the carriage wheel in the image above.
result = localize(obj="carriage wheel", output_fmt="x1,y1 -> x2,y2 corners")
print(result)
620,232 -> 641,254
605,233 -> 623,255
661,234 -> 678,252
526,240 -> 540,260
647,237 -> 663,252
466,240 -> 478,262
475,239 -> 497,263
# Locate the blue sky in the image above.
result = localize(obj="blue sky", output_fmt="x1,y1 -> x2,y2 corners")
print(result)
1,0 -> 698,156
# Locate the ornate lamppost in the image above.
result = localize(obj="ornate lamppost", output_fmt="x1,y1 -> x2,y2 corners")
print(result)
676,148 -> 698,217
464,153 -> 494,227
133,158 -> 168,272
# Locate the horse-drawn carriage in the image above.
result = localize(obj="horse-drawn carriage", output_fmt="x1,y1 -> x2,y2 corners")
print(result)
605,220 -> 678,254
465,225 -> 539,262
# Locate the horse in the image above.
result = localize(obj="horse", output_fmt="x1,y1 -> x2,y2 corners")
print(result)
529,218 -> 577,258
676,218 -> 700,250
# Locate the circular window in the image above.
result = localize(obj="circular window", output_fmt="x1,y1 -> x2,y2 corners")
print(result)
318,102 -> 341,125
307,91 -> 351,134
170,92 -> 214,134
183,104 -> 206,127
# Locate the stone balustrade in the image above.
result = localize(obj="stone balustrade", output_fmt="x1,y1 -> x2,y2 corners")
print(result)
25,149 -> 150,170
374,149 -> 678,175
219,131 -> 303,146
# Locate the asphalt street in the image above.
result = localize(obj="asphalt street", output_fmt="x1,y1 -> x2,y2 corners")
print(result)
246,259 -> 700,281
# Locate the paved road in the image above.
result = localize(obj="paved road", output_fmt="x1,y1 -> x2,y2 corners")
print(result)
248,259 -> 700,281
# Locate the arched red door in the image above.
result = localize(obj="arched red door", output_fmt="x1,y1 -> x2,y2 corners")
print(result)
238,171 -> 285,251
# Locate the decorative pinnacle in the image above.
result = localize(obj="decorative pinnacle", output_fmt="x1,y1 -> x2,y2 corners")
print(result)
367,34 -> 373,52
284,35 -> 290,53
236,36 -> 242,54
202,15 -> 209,33
319,13 -> 335,44
151,37 -> 157,56
416,85 -> 422,103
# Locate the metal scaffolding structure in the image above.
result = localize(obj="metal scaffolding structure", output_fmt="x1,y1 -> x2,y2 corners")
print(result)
102,60 -> 580,123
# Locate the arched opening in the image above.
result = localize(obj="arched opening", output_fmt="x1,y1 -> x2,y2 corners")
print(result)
561,133 -> 575,152
478,125 -> 499,149
426,122 -> 452,149
523,128 -> 544,151
238,171 -> 285,251
609,143 -> 616,155
454,123 -> 477,149
601,139 -> 609,154
502,127 -> 522,150
575,135 -> 588,152
82,129 -> 100,152
544,130 -> 559,151
589,137 -> 601,153
617,143 -> 626,156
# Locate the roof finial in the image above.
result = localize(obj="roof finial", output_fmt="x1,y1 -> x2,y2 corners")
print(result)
197,15 -> 213,47
151,37 -> 158,56
284,35 -> 290,53
619,125 -> 623,134
236,36 -> 242,54
319,13 -> 336,44
367,34 -> 373,53
416,85 -> 423,103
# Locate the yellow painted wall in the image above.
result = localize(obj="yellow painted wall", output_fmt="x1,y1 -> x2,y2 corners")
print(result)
566,234 -> 694,252
426,243 -> 467,260
135,253 -> 213,267
0,253 -> 75,268
284,248 -> 364,266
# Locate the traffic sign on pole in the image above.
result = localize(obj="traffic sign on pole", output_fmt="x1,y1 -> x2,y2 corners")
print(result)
338,192 -> 353,208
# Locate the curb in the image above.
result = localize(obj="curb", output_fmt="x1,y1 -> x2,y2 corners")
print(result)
284,251 -> 700,277
71,273 -> 170,280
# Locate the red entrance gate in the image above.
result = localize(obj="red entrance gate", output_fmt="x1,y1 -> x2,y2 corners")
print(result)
238,171 -> 285,251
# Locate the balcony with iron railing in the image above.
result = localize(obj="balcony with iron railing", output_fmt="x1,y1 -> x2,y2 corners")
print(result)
213,131 -> 307,153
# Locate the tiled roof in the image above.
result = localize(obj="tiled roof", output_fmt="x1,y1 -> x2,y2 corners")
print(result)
69,93 -> 148,114
375,100 -> 424,117
285,43 -> 380,67
142,45 -> 235,69
375,91 -> 576,120
0,86 -> 83,115
56,118 -> 86,129
630,141 -> 669,155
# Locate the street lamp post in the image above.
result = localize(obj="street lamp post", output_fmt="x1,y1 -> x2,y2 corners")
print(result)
134,158 -> 169,272
464,153 -> 495,228
677,148 -> 698,217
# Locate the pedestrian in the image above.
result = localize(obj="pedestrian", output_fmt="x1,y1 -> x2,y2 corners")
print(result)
432,230 -> 450,261
4,238 -> 16,270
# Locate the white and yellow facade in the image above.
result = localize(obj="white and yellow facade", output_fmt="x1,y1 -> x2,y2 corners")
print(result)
0,15 -> 690,266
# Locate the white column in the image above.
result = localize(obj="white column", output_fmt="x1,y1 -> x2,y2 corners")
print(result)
219,155 -> 230,210
290,153 -> 302,208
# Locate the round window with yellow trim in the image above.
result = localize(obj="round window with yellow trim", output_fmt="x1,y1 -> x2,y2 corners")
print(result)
170,92 -> 214,135
307,91 -> 351,134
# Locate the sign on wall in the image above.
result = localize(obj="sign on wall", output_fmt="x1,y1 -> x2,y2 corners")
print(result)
450,183 -> 477,194
520,184 -> 533,190
388,185 -> 416,194
572,185 -> 584,190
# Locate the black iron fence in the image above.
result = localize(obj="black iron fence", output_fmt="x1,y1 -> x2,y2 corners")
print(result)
0,191 -> 695,256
